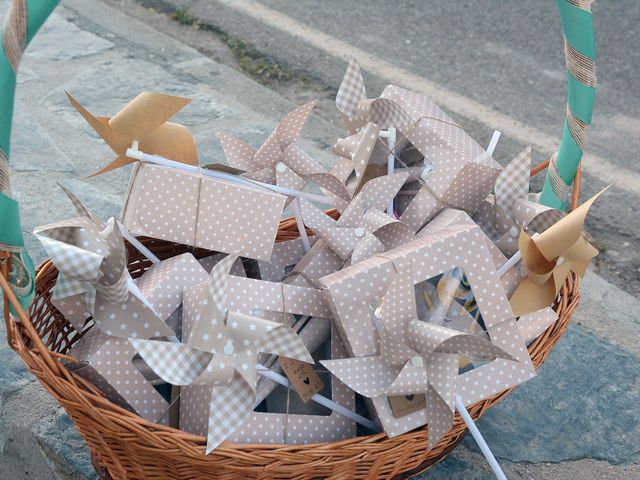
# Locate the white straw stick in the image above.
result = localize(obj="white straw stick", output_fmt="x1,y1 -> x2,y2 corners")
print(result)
257,363 -> 379,432
291,198 -> 311,252
486,130 -> 501,157
125,147 -> 335,205
383,128 -> 397,216
496,232 -> 539,278
455,396 -> 507,480
117,221 -> 161,265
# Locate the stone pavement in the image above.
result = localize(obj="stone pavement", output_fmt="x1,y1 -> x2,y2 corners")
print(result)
0,1 -> 638,478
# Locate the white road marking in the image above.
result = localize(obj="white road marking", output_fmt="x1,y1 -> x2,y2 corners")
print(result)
217,0 -> 640,195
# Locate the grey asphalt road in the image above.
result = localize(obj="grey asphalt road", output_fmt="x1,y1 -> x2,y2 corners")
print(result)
119,0 -> 640,296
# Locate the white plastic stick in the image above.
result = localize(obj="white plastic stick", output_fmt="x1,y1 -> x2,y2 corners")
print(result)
384,128 -> 397,216
117,221 -> 161,265
125,147 -> 335,205
496,232 -> 539,278
256,363 -> 379,432
291,198 -> 311,252
455,396 -> 507,480
486,130 -> 501,157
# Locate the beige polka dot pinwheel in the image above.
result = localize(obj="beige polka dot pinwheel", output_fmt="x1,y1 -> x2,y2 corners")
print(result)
322,269 -> 515,450
33,185 -> 175,339
66,91 -> 198,176
473,146 -> 564,256
299,172 -> 414,265
217,102 -> 350,206
509,188 -> 607,317
130,255 -> 314,453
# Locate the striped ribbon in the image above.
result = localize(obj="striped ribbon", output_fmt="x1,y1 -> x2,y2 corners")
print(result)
539,0 -> 596,209
1,0 -> 60,313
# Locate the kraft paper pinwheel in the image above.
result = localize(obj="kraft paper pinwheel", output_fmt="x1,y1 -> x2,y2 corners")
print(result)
474,146 -> 564,256
299,172 -> 413,265
509,188 -> 606,317
33,186 -> 174,338
67,91 -> 198,176
322,269 -> 514,449
217,102 -> 350,205
130,254 -> 314,453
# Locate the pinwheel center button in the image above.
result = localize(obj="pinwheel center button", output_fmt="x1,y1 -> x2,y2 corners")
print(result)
276,162 -> 288,173
411,356 -> 424,367
354,227 -> 366,238
509,226 -> 519,238
223,341 -> 234,356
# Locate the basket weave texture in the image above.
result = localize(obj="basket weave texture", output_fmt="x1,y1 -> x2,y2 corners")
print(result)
2,163 -> 581,479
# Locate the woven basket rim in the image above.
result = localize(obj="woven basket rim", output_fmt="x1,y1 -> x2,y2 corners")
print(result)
2,183 -> 581,478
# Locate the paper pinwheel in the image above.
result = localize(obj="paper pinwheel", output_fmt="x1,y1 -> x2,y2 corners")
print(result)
218,102 -> 350,206
34,186 -> 174,339
322,269 -> 515,449
336,59 -> 413,134
67,91 -> 198,176
509,188 -> 606,316
299,172 -> 413,265
130,255 -> 314,453
473,146 -> 564,256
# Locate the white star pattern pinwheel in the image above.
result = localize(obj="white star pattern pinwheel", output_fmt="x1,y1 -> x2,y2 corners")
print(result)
299,172 -> 414,265
130,255 -> 314,453
322,269 -> 515,450
33,186 -> 174,338
473,146 -> 564,256
217,101 -> 350,206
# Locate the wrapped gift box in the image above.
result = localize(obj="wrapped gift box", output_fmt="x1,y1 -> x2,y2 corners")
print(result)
179,273 -> 355,444
121,162 -> 287,261
320,217 -> 535,437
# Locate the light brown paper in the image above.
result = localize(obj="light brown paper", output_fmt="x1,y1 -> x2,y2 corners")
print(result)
67,92 -> 198,176
279,356 -> 324,403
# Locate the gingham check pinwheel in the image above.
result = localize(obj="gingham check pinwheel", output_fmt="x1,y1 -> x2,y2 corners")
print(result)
474,146 -> 564,256
33,186 -> 174,338
322,269 -> 515,450
300,172 -> 413,265
336,59 -> 414,134
67,92 -> 199,176
217,102 -> 350,206
130,255 -> 314,453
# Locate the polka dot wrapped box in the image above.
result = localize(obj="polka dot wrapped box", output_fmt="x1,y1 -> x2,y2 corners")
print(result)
319,211 -> 536,445
121,161 -> 287,261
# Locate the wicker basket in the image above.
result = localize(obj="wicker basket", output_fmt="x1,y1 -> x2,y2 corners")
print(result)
0,0 -> 595,477
1,160 -> 581,479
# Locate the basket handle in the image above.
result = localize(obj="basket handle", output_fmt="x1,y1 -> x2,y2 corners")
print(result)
539,0 -> 595,209
1,0 -> 60,344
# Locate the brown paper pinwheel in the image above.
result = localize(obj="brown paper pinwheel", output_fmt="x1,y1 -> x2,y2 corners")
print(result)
130,255 -> 314,453
509,189 -> 606,317
322,269 -> 514,449
67,92 -> 198,176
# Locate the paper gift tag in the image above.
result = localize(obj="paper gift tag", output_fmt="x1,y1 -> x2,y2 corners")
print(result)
279,356 -> 324,403
388,394 -> 426,418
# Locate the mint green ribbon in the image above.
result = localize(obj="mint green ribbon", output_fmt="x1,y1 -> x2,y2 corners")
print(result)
539,0 -> 596,210
1,0 -> 60,314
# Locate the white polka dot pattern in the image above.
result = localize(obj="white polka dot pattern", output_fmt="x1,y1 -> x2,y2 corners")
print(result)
320,221 -> 535,438
69,328 -> 169,424
121,162 -> 286,261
